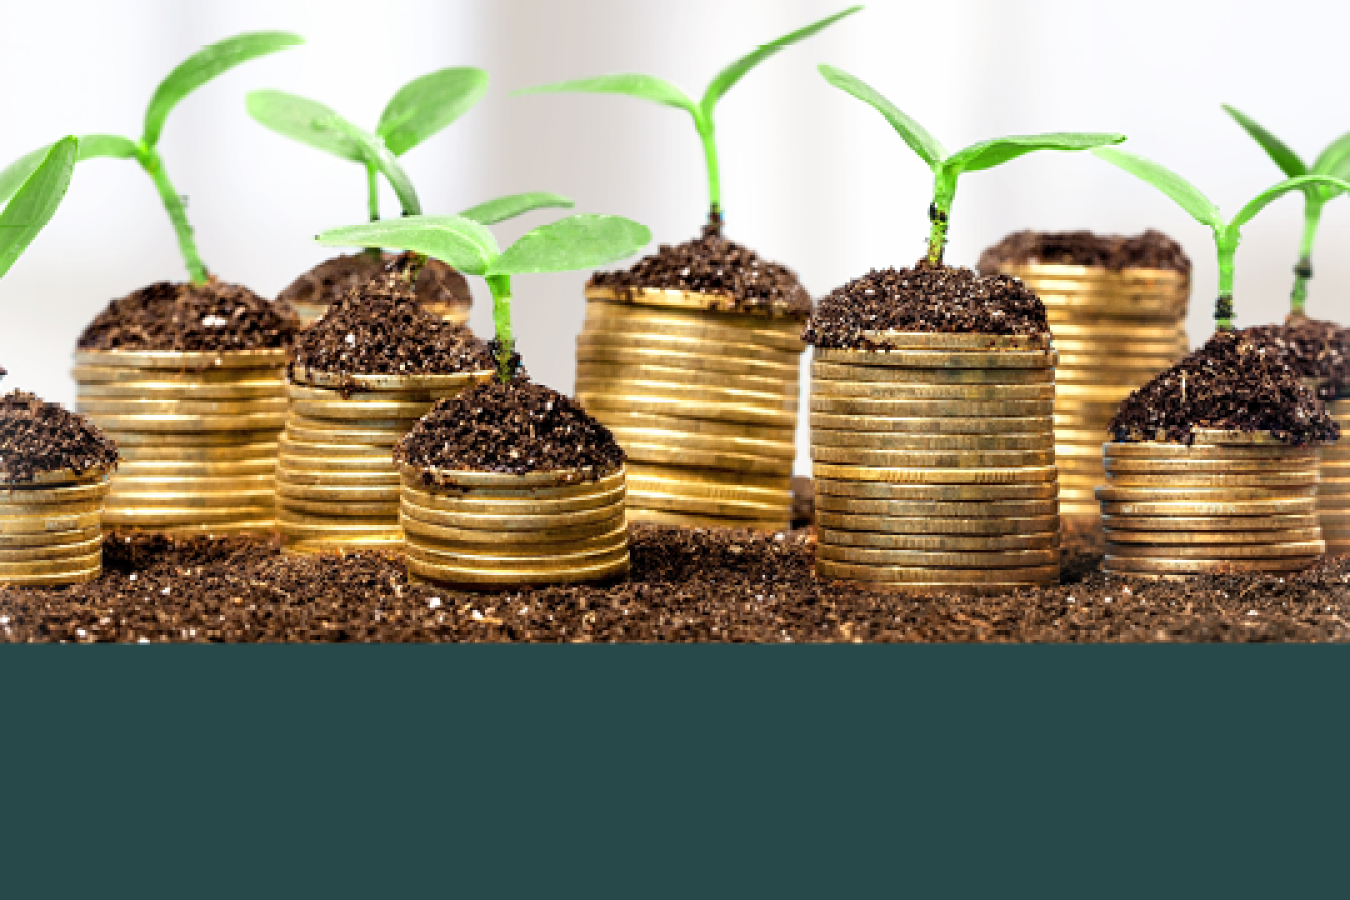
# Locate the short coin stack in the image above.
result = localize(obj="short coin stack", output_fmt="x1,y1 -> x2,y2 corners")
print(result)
0,468 -> 111,587
1099,429 -> 1327,578
575,286 -> 804,531
994,264 -> 1188,518
811,332 -> 1061,595
73,349 -> 287,534
277,368 -> 491,554
1318,397 -> 1349,555
400,465 -> 630,588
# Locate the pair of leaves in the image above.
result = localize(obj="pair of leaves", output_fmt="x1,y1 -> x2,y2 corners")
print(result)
0,137 -> 77,280
1223,105 -> 1350,204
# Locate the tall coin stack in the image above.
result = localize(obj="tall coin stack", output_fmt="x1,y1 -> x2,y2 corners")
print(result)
992,264 -> 1188,518
0,467 -> 111,587
74,349 -> 287,534
1099,429 -> 1327,578
575,286 -> 803,531
277,368 -> 491,554
1318,397 -> 1349,555
810,332 -> 1061,595
400,465 -> 630,588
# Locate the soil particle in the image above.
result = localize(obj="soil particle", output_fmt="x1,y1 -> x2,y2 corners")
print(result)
77,280 -> 297,352
1245,316 -> 1350,400
589,220 -> 811,318
395,379 -> 624,478
979,229 -> 1192,275
0,391 -> 119,484
288,260 -> 492,382
277,253 -> 471,314
804,261 -> 1049,348
1109,330 -> 1339,445
2,525 -> 1347,643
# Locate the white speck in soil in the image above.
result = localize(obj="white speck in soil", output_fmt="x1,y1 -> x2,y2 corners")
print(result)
428,597 -> 441,609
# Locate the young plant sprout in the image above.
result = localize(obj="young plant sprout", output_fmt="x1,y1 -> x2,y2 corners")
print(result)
516,6 -> 861,233
1093,146 -> 1350,331
316,201 -> 651,380
0,32 -> 301,284
819,66 -> 1124,265
0,137 -> 77,281
1222,105 -> 1350,316
246,68 -> 490,222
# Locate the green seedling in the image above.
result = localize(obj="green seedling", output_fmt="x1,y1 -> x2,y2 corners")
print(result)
0,137 -> 77,281
0,32 -> 302,284
317,200 -> 650,381
1093,146 -> 1350,331
819,65 -> 1124,265
516,6 -> 861,233
247,68 -> 489,222
1222,105 -> 1350,316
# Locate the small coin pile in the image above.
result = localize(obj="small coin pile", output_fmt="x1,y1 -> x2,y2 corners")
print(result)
277,368 -> 491,553
1099,429 -> 1327,578
0,468 -> 111,587
811,332 -> 1061,595
74,349 -> 287,534
994,264 -> 1188,518
400,465 -> 630,588
1319,397 -> 1349,554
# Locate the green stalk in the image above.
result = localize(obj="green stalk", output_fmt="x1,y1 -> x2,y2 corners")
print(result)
1215,240 -> 1236,332
927,172 -> 956,265
366,161 -> 380,223
696,115 -> 722,230
486,272 -> 515,382
1290,199 -> 1322,317
137,144 -> 206,284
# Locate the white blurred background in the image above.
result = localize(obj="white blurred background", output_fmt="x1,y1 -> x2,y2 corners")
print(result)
1,0 -> 1347,474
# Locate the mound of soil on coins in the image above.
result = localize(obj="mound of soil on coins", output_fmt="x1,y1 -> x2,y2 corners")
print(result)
289,264 -> 492,381
277,253 -> 471,314
77,280 -> 297,352
395,379 -> 624,478
589,217 -> 811,317
804,261 -> 1049,348
1245,317 -> 1350,401
0,391 -> 119,484
1109,330 -> 1339,445
979,229 -> 1192,275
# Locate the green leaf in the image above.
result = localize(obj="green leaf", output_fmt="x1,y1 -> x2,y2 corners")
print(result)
700,6 -> 861,120
77,134 -> 139,161
1310,130 -> 1350,201
817,64 -> 945,168
1229,174 -> 1350,234
489,214 -> 651,276
458,192 -> 574,226
142,31 -> 303,147
327,119 -> 421,216
1092,146 -> 1225,231
246,90 -> 364,162
1222,105 -> 1306,179
315,215 -> 499,277
946,132 -> 1125,173
0,136 -> 77,280
514,73 -> 697,115
0,134 -> 138,205
378,67 -> 490,157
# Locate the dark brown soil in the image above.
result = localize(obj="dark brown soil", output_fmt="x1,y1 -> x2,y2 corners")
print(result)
277,253 -> 471,315
289,261 -> 492,382
979,229 -> 1192,275
2,524 -> 1346,642
589,220 -> 811,318
77,280 -> 297,352
395,379 -> 624,478
791,475 -> 814,531
0,391 -> 118,484
804,261 -> 1049,348
1110,330 -> 1339,445
1245,316 -> 1350,400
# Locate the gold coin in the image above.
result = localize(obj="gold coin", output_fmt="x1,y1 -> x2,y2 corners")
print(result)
276,471 -> 399,492
407,538 -> 629,570
77,380 -> 285,401
816,542 -> 1059,568
586,283 -> 805,316
814,558 -> 1059,585
406,549 -> 630,587
1103,555 -> 1319,575
811,378 -> 1053,402
277,496 -> 394,518
1046,323 -> 1183,342
575,377 -> 798,412
1104,471 -> 1318,488
282,535 -> 403,555
814,463 -> 1057,485
277,513 -> 399,536
577,392 -> 797,430
72,363 -> 283,386
0,481 -> 111,505
609,425 -> 795,460
116,455 -> 277,476
619,440 -> 791,477
1318,495 -> 1350,512
1103,527 -> 1323,545
284,423 -> 405,447
83,411 -> 286,433
856,331 -> 1051,351
1097,498 -> 1318,517
589,409 -> 794,443
815,477 -> 1057,502
0,536 -> 105,563
1105,540 -> 1326,560
623,464 -> 785,492
625,474 -> 788,505
584,310 -> 803,353
286,382 -> 462,405
1103,442 -> 1314,461
818,529 -> 1058,552
277,438 -> 393,460
401,495 -> 624,531
1104,513 -> 1322,533
809,360 -> 1053,386
104,507 -> 272,527
0,511 -> 103,534
810,412 -> 1053,435
276,482 -> 399,503
1052,383 -> 1135,401
0,500 -> 105,520
1053,338 -> 1180,356
576,343 -> 799,379
816,495 -> 1058,518
627,508 -> 783,531
810,395 -> 1053,419
0,565 -> 100,587
112,471 -> 275,489
810,429 -> 1051,452
406,525 -> 628,559
107,489 -> 275,510
77,396 -> 288,416
276,455 -> 394,476
290,398 -> 435,423
0,525 -> 100,548
1,467 -> 110,487
812,446 -> 1054,469
1095,484 -> 1316,502
816,511 -> 1059,536
400,484 -> 625,517
1186,429 -> 1298,446
402,469 -> 627,501
577,361 -> 797,397
402,512 -> 625,545
813,346 -> 1054,370
626,489 -> 786,520
72,348 -> 289,370
0,551 -> 103,577
100,429 -> 281,447
577,332 -> 800,367
289,366 -> 491,392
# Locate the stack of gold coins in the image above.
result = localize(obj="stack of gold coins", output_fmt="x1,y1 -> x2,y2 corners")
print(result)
400,464 -> 630,588
991,264 -> 1188,518
1318,397 -> 1349,555
0,467 -> 111,587
811,332 -> 1060,594
277,368 -> 491,554
73,349 -> 287,534
575,286 -> 803,531
1099,429 -> 1327,578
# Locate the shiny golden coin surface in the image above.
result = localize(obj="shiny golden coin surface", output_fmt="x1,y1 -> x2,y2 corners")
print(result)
1186,429 -> 1293,446
809,360 -> 1053,386
810,412 -> 1053,436
278,437 -> 392,460
78,397 -> 288,417
578,392 -> 797,430
576,376 -> 797,410
1103,555 -> 1318,575
0,536 -> 105,563
73,348 -> 289,370
813,347 -> 1054,370
406,550 -> 630,587
107,489 -> 274,510
0,511 -> 103,535
104,510 -> 273,529
407,526 -> 628,559
814,463 -> 1057,485
407,539 -> 629,571
0,500 -> 108,520
1103,442 -> 1324,462
628,508 -> 783,532
818,529 -> 1058,552
812,378 -> 1053,401
625,474 -> 788,505
1097,498 -> 1318,517
278,518 -> 399,540
401,483 -> 625,517
817,511 -> 1059,536
278,496 -> 395,518
1103,527 -> 1323,545
1104,471 -> 1318,488
2,467 -> 110,488
72,363 -> 284,386
116,458 -> 276,478
619,441 -> 790,477
117,442 -> 278,463
811,395 -> 1053,419
584,311 -> 803,354
590,409 -> 794,443
276,467 -> 398,488
576,342 -> 799,379
811,429 -> 1052,452
622,463 -> 787,492
401,496 -> 624,531
1104,540 -> 1326,559
282,536 -> 403,556
577,331 -> 799,366
586,283 -> 805,316
284,423 -> 405,447
402,464 -> 622,491
0,565 -> 100,587
276,454 -> 393,475
290,367 -> 492,392
290,399 -> 434,422
609,425 -> 795,460
815,478 -> 1057,502
276,482 -> 399,503
814,558 -> 1059,585
83,412 -> 286,433
1101,513 -> 1320,533
0,480 -> 110,505
577,360 -> 797,396
0,526 -> 100,548
626,489 -> 785,520
858,331 -> 1052,351
0,552 -> 103,577
403,469 -> 627,500
812,446 -> 1054,469
816,495 -> 1058,519
816,543 -> 1060,568
78,380 -> 285,401
101,429 -> 281,448
403,512 -> 625,546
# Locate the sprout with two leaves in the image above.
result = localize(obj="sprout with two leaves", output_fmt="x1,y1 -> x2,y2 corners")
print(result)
1092,146 -> 1350,331
0,32 -> 302,285
1222,106 -> 1350,316
316,206 -> 651,381
818,65 -> 1125,266
0,137 -> 77,282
